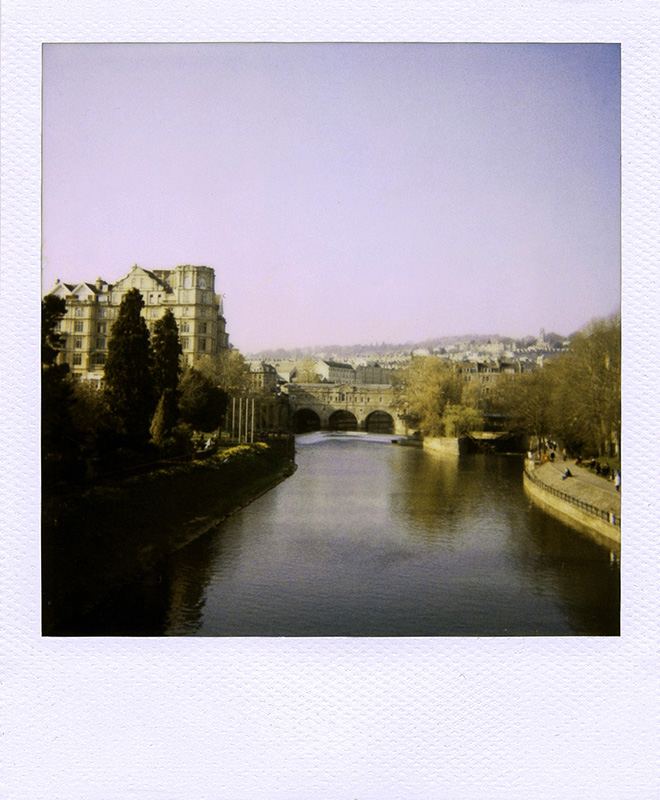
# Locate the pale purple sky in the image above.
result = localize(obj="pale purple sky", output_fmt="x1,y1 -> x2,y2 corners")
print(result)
42,43 -> 620,353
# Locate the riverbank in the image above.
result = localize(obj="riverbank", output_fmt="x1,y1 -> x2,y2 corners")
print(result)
42,442 -> 296,634
523,458 -> 621,554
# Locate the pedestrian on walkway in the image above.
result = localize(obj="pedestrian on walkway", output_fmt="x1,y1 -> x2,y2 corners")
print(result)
615,470 -> 621,492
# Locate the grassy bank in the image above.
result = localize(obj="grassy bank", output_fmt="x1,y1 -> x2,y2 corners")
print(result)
42,442 -> 295,634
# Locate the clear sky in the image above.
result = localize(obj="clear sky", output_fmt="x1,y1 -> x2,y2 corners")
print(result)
42,43 -> 620,353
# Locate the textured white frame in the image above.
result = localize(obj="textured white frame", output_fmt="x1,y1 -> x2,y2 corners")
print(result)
1,2 -> 657,798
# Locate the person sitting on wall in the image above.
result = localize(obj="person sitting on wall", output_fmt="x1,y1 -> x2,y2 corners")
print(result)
561,468 -> 572,480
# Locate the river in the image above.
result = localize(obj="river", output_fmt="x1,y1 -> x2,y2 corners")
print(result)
75,432 -> 620,636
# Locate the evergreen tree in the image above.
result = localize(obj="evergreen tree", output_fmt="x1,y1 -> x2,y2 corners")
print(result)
42,295 -> 67,367
150,388 -> 180,445
42,295 -> 80,483
151,309 -> 182,398
103,288 -> 156,442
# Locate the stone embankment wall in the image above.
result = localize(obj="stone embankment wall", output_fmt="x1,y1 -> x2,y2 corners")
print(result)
42,443 -> 296,634
423,436 -> 469,455
523,460 -> 621,553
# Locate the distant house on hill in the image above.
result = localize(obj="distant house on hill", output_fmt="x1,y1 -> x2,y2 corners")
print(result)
355,363 -> 393,385
316,360 -> 356,384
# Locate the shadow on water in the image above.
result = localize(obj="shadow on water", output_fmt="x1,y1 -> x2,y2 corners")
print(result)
64,434 -> 619,636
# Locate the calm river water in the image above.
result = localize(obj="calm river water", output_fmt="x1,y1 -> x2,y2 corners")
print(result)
77,432 -> 620,636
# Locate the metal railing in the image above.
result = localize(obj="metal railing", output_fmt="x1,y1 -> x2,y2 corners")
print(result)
524,465 -> 620,527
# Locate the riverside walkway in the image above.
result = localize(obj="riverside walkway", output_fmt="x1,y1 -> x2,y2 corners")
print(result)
523,457 -> 621,552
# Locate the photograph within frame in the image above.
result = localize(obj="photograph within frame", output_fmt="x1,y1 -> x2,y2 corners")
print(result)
41,42 -> 621,637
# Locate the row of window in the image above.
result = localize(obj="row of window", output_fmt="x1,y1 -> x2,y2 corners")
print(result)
71,338 -> 106,350
70,303 -> 214,319
68,337 -> 208,357
66,314 -> 214,333
69,353 -> 106,366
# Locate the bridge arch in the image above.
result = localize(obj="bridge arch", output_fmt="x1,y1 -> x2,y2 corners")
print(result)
328,409 -> 358,431
292,408 -> 321,433
364,410 -> 395,434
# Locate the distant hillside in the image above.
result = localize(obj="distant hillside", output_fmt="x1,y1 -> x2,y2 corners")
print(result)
245,331 -> 569,360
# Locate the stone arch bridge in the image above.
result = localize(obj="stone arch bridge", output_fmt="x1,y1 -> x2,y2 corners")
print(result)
285,383 -> 408,435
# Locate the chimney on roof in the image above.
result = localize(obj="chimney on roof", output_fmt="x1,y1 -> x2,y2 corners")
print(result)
95,277 -> 103,291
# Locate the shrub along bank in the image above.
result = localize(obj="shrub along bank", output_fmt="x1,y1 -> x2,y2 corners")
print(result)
42,442 -> 295,634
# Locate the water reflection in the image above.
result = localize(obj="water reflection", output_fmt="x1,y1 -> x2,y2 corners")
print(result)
71,433 -> 619,636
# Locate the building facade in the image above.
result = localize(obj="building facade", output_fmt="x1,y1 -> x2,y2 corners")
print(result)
247,360 -> 280,393
44,264 -> 230,386
316,359 -> 356,384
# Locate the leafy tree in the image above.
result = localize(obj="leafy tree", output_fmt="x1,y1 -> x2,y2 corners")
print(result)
497,369 -> 555,450
549,316 -> 620,456
441,404 -> 483,437
42,296 -> 80,483
293,358 -> 322,383
103,288 -> 156,443
178,366 -> 228,432
197,349 -> 250,394
151,309 -> 182,398
393,356 -> 462,435
69,379 -> 122,476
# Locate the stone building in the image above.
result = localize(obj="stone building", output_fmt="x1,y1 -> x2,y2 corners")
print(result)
44,264 -> 230,386
247,360 -> 280,393
355,363 -> 392,385
316,359 -> 356,384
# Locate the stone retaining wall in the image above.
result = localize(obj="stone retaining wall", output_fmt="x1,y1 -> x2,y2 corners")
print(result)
423,436 -> 469,455
523,461 -> 621,554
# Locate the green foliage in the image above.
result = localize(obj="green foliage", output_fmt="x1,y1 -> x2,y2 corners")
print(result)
441,404 -> 483,437
68,379 -> 122,476
178,366 -> 228,431
293,358 -> 322,383
498,369 -> 556,444
151,309 -> 182,397
150,388 -> 181,445
103,288 -> 156,442
42,296 -> 81,484
152,421 -> 194,458
495,315 -> 621,457
393,356 -> 463,435
548,316 -> 621,456
197,349 -> 250,393
42,295 -> 67,367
